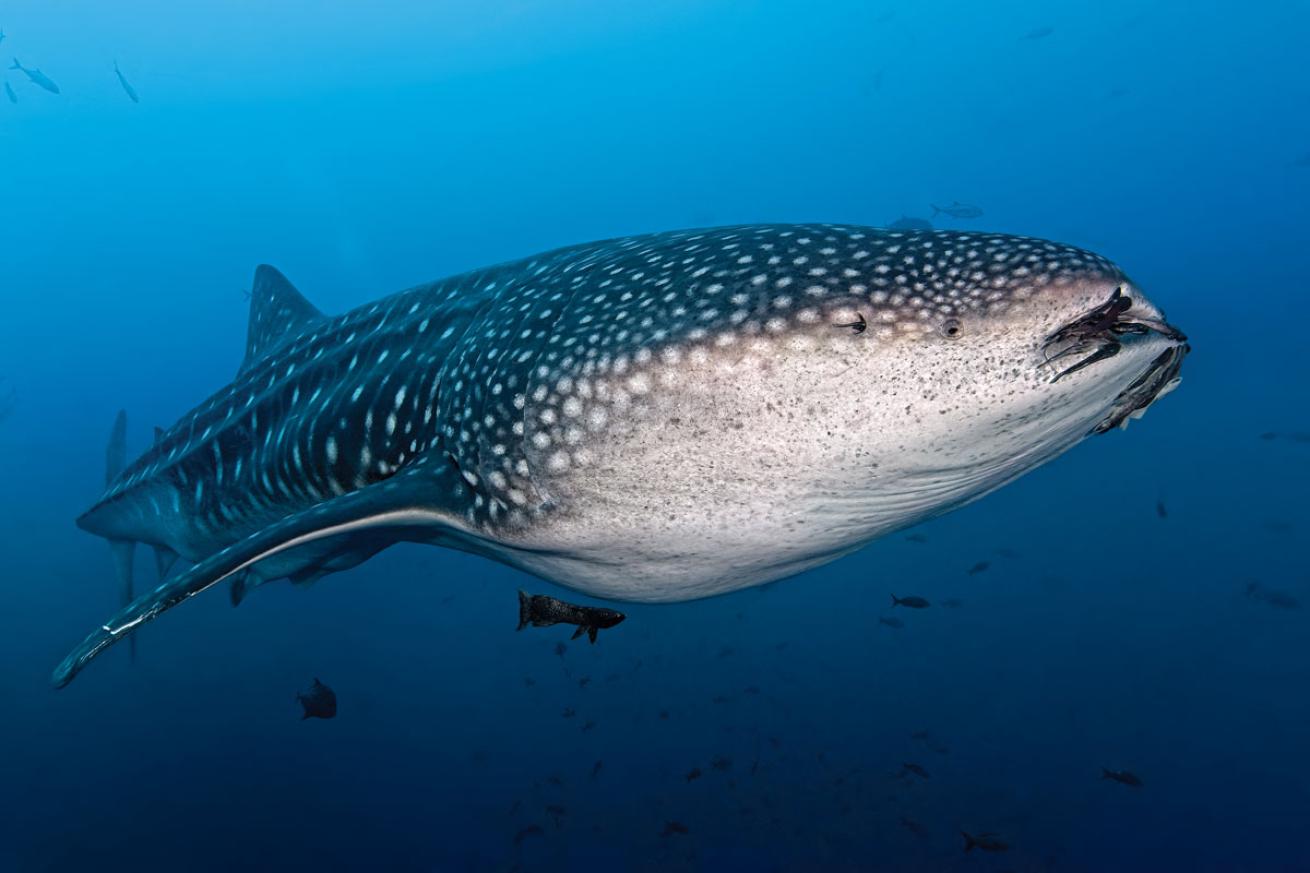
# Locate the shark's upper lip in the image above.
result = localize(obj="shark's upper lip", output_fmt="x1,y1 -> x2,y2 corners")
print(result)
1037,286 -> 1189,434
1041,287 -> 1188,383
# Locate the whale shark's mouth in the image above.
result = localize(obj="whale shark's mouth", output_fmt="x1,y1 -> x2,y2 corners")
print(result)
1041,287 -> 1190,434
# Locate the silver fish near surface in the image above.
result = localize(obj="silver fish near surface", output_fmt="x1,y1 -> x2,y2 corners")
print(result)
113,61 -> 139,103
10,58 -> 59,94
53,223 -> 1189,687
930,201 -> 984,219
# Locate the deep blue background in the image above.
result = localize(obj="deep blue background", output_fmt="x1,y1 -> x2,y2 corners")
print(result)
1,1 -> 1307,870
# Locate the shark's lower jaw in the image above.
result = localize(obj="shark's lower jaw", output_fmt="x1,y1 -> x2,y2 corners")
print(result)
1093,341 -> 1189,434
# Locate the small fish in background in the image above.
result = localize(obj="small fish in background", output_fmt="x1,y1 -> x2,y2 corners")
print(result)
685,767 -> 702,783
0,28 -> 5,46
10,58 -> 60,94
516,590 -> 626,644
578,676 -> 590,688
962,831 -> 1009,852
899,816 -> 927,836
878,616 -> 905,629
900,763 -> 930,780
904,532 -> 928,544
891,594 -> 930,609
912,729 -> 951,755
561,707 -> 576,719
661,821 -> 690,837
513,824 -> 543,847
1259,430 -> 1310,443
1245,581 -> 1300,609
297,678 -> 337,720
113,61 -> 139,103
591,760 -> 604,780
545,804 -> 566,828
1156,498 -> 1168,519
967,560 -> 991,575
4,81 -> 15,104
710,755 -> 732,772
553,641 -> 567,658
522,676 -> 536,687
1021,25 -> 1055,39
1102,767 -> 1144,787
930,201 -> 984,219
887,215 -> 933,231
580,720 -> 596,732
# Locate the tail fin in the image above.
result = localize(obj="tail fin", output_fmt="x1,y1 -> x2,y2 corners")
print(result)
106,410 -> 128,485
10,59 -> 21,71
105,410 -> 138,661
961,831 -> 976,852
930,205 -> 941,218
1101,768 -> 1113,780
890,594 -> 901,607
516,590 -> 530,630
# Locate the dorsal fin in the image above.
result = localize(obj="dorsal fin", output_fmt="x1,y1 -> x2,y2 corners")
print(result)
153,426 -> 165,445
239,265 -> 325,375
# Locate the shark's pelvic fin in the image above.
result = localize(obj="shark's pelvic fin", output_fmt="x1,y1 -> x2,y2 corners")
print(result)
54,465 -> 456,687
152,544 -> 179,580
109,539 -> 137,663
239,265 -> 325,375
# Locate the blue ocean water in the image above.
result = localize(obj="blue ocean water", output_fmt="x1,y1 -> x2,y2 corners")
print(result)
2,1 -> 1307,870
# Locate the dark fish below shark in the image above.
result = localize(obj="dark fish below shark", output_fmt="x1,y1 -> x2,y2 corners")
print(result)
52,224 -> 1189,687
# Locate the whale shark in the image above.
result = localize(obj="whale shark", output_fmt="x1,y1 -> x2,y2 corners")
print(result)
53,224 -> 1188,687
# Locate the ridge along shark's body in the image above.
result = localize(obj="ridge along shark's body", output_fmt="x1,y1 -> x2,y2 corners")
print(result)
54,224 -> 1188,687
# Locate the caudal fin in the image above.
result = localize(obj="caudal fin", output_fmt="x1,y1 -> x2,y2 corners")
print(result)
961,831 -> 976,852
105,410 -> 138,662
10,59 -> 21,71
106,410 -> 128,485
517,590 -> 531,630
890,594 -> 901,607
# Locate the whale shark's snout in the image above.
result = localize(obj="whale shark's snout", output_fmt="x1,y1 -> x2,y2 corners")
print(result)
1038,282 -> 1189,432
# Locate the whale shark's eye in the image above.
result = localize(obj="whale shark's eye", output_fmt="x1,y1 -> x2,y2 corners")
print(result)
940,318 -> 963,339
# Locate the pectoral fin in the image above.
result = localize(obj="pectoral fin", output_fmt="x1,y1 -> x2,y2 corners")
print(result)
53,467 -> 455,688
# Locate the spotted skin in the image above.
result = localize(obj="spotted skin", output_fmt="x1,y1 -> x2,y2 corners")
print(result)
59,224 -> 1186,685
